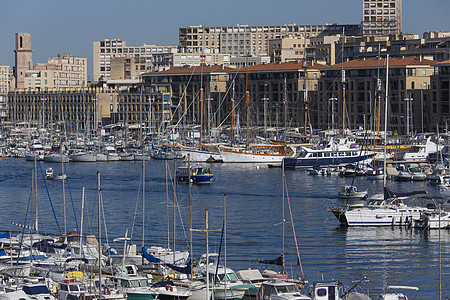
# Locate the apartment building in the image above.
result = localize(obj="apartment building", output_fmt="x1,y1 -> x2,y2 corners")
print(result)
141,62 -> 325,131
179,24 -> 361,56
269,37 -> 311,64
430,60 -> 450,130
0,65 -> 10,122
93,39 -> 178,81
362,0 -> 402,36
0,65 -> 10,94
172,53 -> 231,68
24,54 -> 87,90
315,57 -> 435,134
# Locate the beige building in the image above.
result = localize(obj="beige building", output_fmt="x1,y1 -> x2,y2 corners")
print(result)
0,65 -> 10,94
362,0 -> 402,36
24,54 -> 87,90
173,53 -> 230,68
308,36 -> 341,65
179,23 -> 361,56
269,37 -> 311,63
93,39 -> 178,81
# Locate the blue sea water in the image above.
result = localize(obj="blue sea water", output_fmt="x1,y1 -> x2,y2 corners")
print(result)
0,158 -> 448,298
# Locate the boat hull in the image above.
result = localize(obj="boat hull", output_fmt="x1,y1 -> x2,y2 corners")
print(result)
219,149 -> 292,163
284,153 -> 375,169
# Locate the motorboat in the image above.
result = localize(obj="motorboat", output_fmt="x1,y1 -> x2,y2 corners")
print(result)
366,168 -> 384,180
308,280 -> 371,300
176,166 -> 213,184
257,279 -> 310,300
338,186 -> 368,207
307,166 -> 326,176
105,146 -> 121,161
283,138 -> 375,169
377,285 -> 418,300
57,278 -> 96,300
330,188 -> 433,226
397,137 -> 442,161
45,168 -> 66,181
413,210 -> 450,229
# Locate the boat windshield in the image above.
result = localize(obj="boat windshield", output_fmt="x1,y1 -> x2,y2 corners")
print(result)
121,279 -> 148,288
275,284 -> 299,293
218,272 -> 239,282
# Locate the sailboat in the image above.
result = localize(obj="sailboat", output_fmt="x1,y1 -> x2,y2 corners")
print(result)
219,78 -> 296,163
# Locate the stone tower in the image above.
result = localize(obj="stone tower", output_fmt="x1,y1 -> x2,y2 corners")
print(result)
14,33 -> 33,89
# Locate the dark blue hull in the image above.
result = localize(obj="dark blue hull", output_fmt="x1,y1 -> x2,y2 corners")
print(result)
176,174 -> 213,184
284,153 -> 375,169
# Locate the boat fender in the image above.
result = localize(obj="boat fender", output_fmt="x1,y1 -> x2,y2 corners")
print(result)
165,284 -> 173,292
80,293 -> 85,300
103,287 -> 111,295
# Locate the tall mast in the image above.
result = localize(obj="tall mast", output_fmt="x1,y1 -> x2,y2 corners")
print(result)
377,44 -> 382,136
230,81 -> 235,147
284,78 -> 287,146
200,54 -> 204,145
342,28 -> 346,137
384,55 -> 389,187
245,55 -> 249,151
281,160 -> 286,274
97,172 -> 102,300
188,154 -> 193,280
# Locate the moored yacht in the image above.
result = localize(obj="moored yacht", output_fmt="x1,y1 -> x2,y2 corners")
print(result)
330,188 -> 433,226
284,138 -> 375,169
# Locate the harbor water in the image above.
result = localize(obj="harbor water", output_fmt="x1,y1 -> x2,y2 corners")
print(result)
0,158 -> 448,298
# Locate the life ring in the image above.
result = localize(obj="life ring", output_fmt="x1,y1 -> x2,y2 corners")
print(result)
165,284 -> 173,292
103,287 -> 111,295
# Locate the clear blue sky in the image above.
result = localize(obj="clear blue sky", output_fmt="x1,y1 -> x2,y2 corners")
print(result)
1,0 -> 449,81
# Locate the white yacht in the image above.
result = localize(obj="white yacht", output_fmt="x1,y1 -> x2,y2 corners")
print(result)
257,279 -> 310,300
330,188 -> 433,226
397,137 -> 442,161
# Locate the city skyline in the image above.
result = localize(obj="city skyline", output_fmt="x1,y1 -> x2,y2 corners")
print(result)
1,0 -> 449,81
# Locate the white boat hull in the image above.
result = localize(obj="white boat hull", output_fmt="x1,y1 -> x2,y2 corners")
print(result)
219,149 -> 292,163
334,207 -> 429,226
44,154 -> 69,163
70,153 -> 97,162
179,149 -> 222,162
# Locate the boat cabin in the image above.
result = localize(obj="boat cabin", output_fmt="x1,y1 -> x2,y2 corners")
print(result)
257,279 -> 310,300
308,281 -> 343,300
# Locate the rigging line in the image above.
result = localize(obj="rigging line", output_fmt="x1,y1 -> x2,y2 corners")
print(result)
100,190 -> 110,247
63,165 -> 79,232
211,72 -> 240,119
173,88 -> 202,129
167,164 -> 189,248
217,94 -> 246,128
284,176 -> 305,280
14,183 -> 32,277
168,66 -> 198,128
130,169 -> 143,242
38,161 -> 61,234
